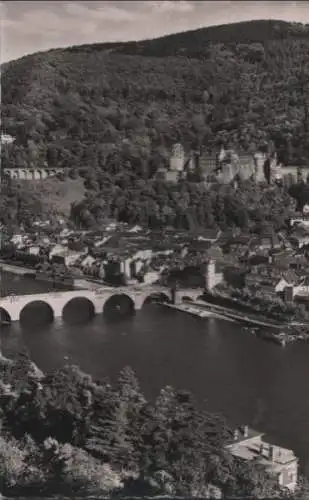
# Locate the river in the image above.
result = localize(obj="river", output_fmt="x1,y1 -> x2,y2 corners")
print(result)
1,270 -> 309,473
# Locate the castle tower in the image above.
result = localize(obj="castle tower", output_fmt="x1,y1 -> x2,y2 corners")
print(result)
268,152 -> 278,184
171,283 -> 180,304
218,147 -> 226,163
253,152 -> 267,183
222,162 -> 234,184
169,143 -> 185,172
205,259 -> 223,291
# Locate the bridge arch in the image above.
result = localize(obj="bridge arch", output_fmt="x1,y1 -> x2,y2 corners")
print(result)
181,295 -> 194,303
62,296 -> 95,324
0,308 -> 11,325
103,293 -> 135,318
20,300 -> 54,327
142,292 -> 170,307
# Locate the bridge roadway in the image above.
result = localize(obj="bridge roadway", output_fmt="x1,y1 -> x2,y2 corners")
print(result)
0,285 -> 202,323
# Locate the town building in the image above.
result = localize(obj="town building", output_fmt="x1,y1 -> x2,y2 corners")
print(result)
195,149 -> 218,181
281,165 -> 309,184
290,205 -> 309,228
289,226 -> 309,249
293,276 -> 309,298
0,133 -> 15,144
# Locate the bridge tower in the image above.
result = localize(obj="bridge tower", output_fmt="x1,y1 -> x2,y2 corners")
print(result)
205,259 -> 223,291
171,283 -> 181,305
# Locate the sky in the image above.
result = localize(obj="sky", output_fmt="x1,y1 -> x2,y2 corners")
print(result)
1,1 -> 309,62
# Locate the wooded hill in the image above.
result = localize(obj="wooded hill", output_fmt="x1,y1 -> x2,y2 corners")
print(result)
1,20 -> 309,229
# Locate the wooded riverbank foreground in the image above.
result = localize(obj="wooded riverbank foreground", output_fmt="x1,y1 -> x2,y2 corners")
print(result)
0,350 -> 303,498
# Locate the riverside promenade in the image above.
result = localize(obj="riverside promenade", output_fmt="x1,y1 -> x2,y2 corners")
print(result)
162,301 -> 237,321
161,298 -> 282,327
193,299 -> 283,328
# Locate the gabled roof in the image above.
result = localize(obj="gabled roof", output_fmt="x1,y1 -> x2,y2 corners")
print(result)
226,426 -> 263,446
281,270 -> 298,284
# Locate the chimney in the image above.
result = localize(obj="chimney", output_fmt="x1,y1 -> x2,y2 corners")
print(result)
234,429 -> 239,441
243,425 -> 249,438
268,445 -> 274,461
260,443 -> 264,455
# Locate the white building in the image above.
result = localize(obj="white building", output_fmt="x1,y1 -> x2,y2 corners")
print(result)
293,277 -> 309,298
226,426 -> 298,491
1,134 -> 15,144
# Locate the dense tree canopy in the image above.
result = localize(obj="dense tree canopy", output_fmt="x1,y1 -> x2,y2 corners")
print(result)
0,352 -> 295,497
2,20 -> 309,166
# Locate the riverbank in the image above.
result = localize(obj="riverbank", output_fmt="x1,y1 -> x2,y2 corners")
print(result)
0,261 -> 35,277
0,262 -> 100,292
162,302 -> 235,321
195,293 -> 309,345
0,348 -> 298,499
194,299 -> 283,328
0,348 -> 43,378
162,299 -> 309,347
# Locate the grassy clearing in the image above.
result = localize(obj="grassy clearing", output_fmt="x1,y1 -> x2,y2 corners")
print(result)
22,176 -> 86,216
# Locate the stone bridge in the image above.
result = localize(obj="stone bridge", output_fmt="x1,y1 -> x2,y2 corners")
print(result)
0,286 -> 203,323
3,167 -> 63,181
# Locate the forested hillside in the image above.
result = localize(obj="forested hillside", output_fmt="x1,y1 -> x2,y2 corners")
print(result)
1,20 -> 309,229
